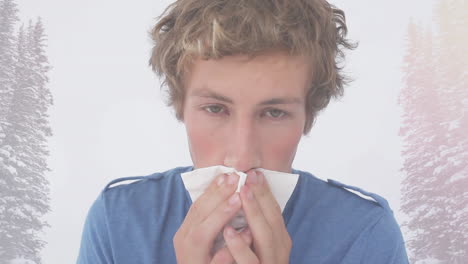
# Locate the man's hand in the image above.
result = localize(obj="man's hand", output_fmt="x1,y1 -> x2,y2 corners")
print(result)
223,170 -> 292,264
173,173 -> 253,264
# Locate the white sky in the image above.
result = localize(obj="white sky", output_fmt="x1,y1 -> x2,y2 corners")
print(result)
15,0 -> 435,263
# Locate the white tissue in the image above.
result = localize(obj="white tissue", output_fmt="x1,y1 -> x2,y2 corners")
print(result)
180,165 -> 299,255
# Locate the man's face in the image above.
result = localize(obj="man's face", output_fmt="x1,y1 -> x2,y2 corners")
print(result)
182,52 -> 310,173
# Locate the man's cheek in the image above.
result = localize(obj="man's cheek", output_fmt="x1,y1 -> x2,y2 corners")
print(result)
270,136 -> 300,163
190,131 -> 223,164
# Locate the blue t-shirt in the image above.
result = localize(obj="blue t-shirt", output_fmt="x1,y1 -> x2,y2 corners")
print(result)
77,166 -> 409,263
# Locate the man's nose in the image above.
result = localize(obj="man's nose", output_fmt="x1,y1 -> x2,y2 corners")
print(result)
223,117 -> 261,172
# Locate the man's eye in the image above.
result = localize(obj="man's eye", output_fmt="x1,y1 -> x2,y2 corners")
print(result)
265,109 -> 287,118
204,105 -> 225,114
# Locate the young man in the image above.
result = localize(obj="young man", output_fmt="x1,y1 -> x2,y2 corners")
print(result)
77,0 -> 409,263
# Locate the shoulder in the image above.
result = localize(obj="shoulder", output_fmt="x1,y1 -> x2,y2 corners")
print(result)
289,169 -> 399,239
97,166 -> 193,214
78,167 -> 193,262
292,168 -> 392,213
103,166 -> 193,190
289,169 -> 409,263
326,178 -> 392,212
86,166 -> 193,231
101,166 -> 193,197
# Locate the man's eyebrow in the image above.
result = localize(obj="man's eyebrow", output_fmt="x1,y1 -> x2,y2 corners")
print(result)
259,97 -> 302,105
190,88 -> 303,105
191,89 -> 234,104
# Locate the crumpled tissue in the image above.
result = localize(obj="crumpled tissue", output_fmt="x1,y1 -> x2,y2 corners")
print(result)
180,165 -> 299,255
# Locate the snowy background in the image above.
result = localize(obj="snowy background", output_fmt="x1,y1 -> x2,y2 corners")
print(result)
6,0 -> 462,263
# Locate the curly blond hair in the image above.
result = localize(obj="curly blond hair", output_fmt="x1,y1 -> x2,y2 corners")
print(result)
149,0 -> 355,134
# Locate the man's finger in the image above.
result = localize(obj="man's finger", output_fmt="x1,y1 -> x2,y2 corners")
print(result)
239,227 -> 253,245
223,226 -> 259,264
210,228 -> 253,264
247,170 -> 287,238
198,192 -> 242,245
181,173 -> 239,234
239,184 -> 275,261
211,247 -> 235,264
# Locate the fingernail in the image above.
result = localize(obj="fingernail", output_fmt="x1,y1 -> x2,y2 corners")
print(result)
228,193 -> 240,205
217,174 -> 227,186
247,170 -> 258,184
228,173 -> 238,185
225,227 -> 236,238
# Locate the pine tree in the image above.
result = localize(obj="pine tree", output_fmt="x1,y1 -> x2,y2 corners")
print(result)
22,19 -> 52,263
0,0 -> 19,177
399,21 -> 449,263
0,0 -> 18,122
432,0 -> 468,262
1,17 -> 52,264
0,0 -> 20,262
2,24 -> 30,264
400,1 -> 468,263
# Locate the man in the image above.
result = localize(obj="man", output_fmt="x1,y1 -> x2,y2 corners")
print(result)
77,0 -> 409,263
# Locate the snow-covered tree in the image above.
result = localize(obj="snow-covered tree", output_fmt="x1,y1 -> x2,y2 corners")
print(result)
0,13 -> 52,264
400,1 -> 468,263
399,21 -> 448,263
432,0 -> 468,262
0,0 -> 20,262
0,0 -> 18,122
0,0 -> 19,178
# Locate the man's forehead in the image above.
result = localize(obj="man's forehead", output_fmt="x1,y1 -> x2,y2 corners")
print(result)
183,51 -> 312,101
190,88 -> 304,105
